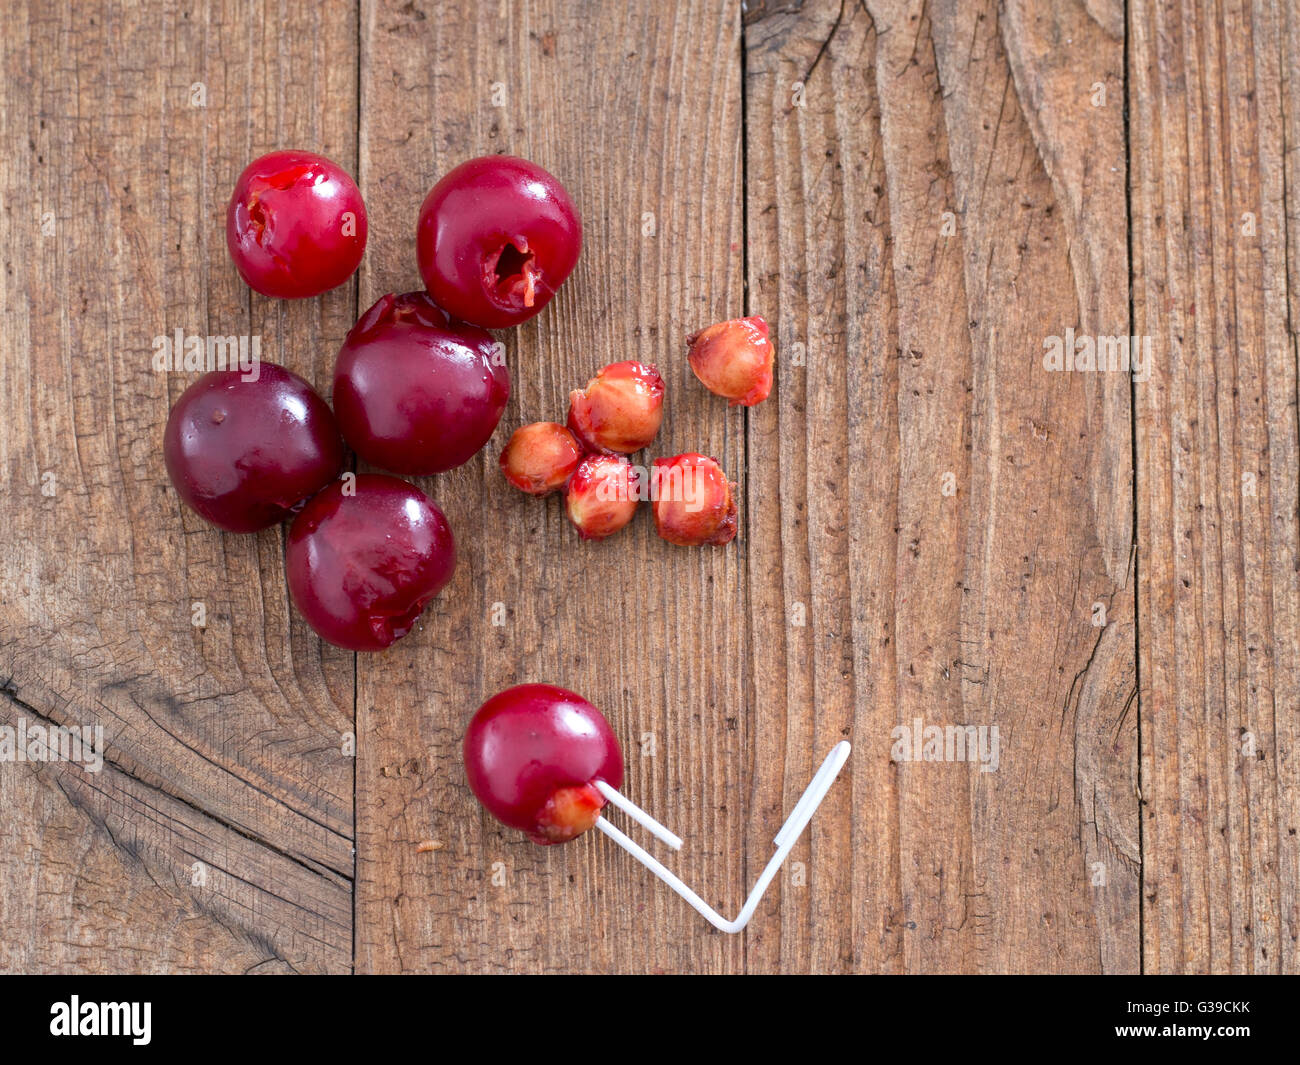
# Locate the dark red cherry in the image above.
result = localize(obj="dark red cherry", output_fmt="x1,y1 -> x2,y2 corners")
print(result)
463,684 -> 624,845
332,292 -> 510,475
163,362 -> 344,533
286,474 -> 456,651
416,155 -> 582,328
226,149 -> 367,299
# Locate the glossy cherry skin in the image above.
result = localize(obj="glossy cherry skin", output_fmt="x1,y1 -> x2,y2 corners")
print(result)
163,362 -> 344,533
226,150 -> 367,299
286,474 -> 456,651
417,155 -> 582,328
333,292 -> 510,475
463,684 -> 624,845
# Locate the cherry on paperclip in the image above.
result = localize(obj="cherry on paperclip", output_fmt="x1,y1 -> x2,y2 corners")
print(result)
463,684 -> 681,848
462,683 -> 850,933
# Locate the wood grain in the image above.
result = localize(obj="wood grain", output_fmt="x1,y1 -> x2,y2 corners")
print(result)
1130,0 -> 1300,973
0,0 -> 1294,974
742,0 -> 896,975
353,0 -> 747,974
741,0 -> 1138,973
0,0 -> 356,973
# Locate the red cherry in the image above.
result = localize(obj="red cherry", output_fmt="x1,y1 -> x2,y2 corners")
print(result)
163,362 -> 344,533
286,474 -> 456,651
226,150 -> 367,299
463,684 -> 624,845
332,292 -> 510,475
416,155 -> 582,328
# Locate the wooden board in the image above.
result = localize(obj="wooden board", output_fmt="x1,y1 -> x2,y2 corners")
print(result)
0,0 -> 1294,974
744,0 -> 1137,973
1129,0 -> 1300,974
0,0 -> 357,974
352,0 -> 748,975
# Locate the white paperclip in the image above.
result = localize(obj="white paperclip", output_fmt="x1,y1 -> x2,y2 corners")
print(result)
593,779 -> 683,850
595,741 -> 851,933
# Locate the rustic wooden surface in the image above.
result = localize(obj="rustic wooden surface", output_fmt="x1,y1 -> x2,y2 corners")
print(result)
0,0 -> 1294,974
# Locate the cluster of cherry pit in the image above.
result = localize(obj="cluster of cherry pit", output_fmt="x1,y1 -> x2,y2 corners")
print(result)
501,314 -> 773,544
163,149 -> 843,932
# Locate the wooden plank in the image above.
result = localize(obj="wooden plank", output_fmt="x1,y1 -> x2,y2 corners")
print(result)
354,0 -> 747,973
995,0 -> 1140,976
743,0 -> 1138,972
915,0 -> 1138,974
742,0 -> 897,975
1130,0 -> 1300,973
0,0 -> 356,973
0,695 -> 350,973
